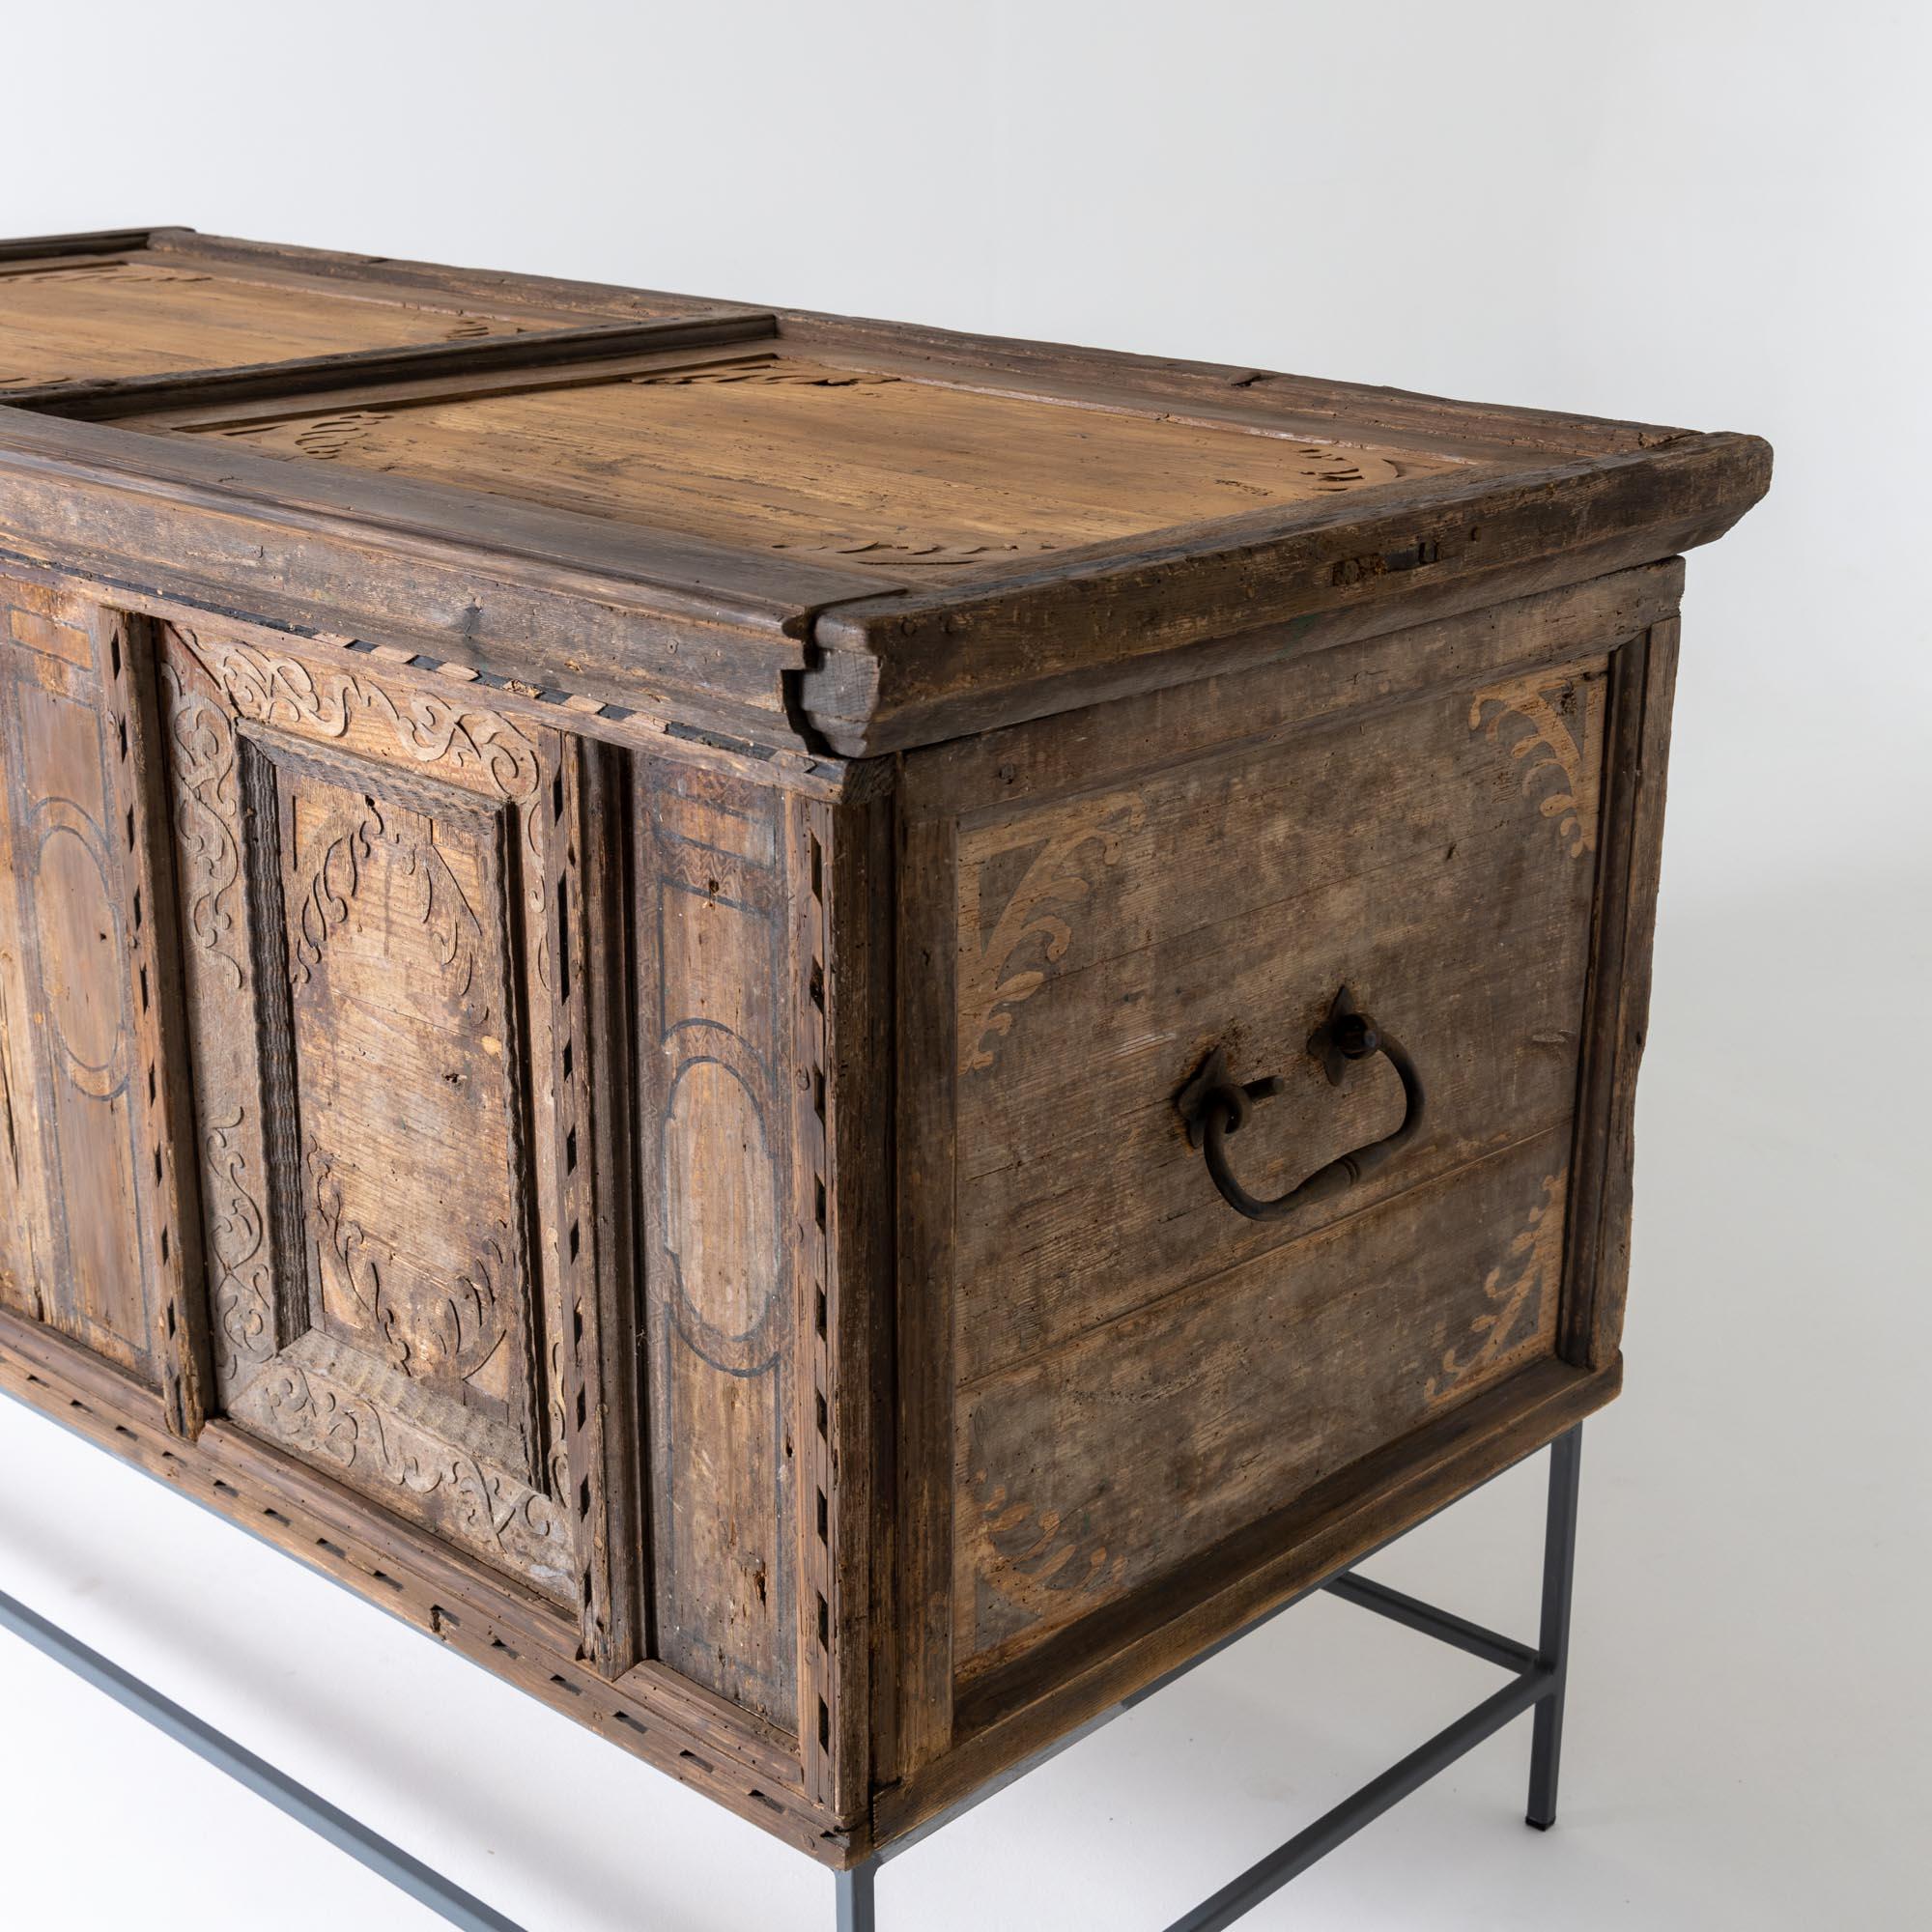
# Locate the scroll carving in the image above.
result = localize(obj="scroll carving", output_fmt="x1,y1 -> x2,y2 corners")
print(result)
1426,1172 -> 1567,1402
307,1145 -> 510,1387
206,1110 -> 273,1375
150,621 -> 571,1601
1469,667 -> 1605,859
175,631 -> 543,804
243,1363 -> 572,1589
160,663 -> 245,989
287,801 -> 379,990
958,798 -> 1144,1075
285,797 -> 482,1007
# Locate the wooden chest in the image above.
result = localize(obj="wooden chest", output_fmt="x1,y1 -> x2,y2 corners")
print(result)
0,225 -> 1769,1863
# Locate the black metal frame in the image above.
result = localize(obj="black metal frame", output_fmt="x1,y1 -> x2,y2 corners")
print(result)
0,1405 -> 1582,1932
835,1426 -> 1582,1930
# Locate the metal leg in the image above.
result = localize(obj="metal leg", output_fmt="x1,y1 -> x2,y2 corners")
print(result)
1526,1423 -> 1583,1830
835,1857 -> 878,1932
1162,1663 -> 1555,1932
0,1584 -> 525,1931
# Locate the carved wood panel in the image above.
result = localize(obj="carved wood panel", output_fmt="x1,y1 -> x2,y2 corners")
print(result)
155,625 -> 622,1614
636,757 -> 799,1733
0,580 -> 155,1378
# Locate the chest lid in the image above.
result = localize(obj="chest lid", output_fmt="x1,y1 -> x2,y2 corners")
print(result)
0,229 -> 1772,755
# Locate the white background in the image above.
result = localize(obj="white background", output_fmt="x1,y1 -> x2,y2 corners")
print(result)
3,3 -> 1927,1926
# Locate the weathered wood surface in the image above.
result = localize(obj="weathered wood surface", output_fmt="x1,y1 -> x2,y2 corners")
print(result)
635,754 -> 801,1730
0,577 -> 156,1378
878,570 -> 1690,1817
0,1305 -> 841,1861
19,312 -> 777,420
1563,616 -> 1683,1371
960,1133 -> 1574,1685
0,250 -> 548,389
903,612 -> 1609,1700
0,231 -> 1769,1868
879,1351 -> 1620,1841
806,430 -> 1770,754
147,350 -> 1469,565
144,226 -> 741,326
153,621 -> 614,1605
0,228 -> 1769,753
947,653 -> 1606,1386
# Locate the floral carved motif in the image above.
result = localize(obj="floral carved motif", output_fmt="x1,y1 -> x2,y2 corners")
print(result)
308,1146 -> 511,1386
958,797 -> 1145,1075
206,1109 -> 273,1376
1469,667 -> 1605,859
243,1364 -> 571,1589
177,630 -> 543,804
287,801 -> 380,992
160,662 -> 245,989
290,805 -> 508,1391
967,1457 -> 1127,1630
1426,1172 -> 1567,1403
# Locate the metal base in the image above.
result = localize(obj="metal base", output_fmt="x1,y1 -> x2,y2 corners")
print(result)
1,1422 -> 1582,1932
0,1583 -> 523,1932
837,1426 -> 1583,1932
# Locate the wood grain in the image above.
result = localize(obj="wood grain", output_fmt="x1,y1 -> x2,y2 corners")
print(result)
0,576 -> 155,1378
957,1133 -> 1572,1681
151,352 -> 1470,566
0,230 -> 1766,1868
807,430 -> 1771,755
635,755 -> 801,1732
946,656 -> 1605,1386
881,1351 -> 1620,1841
0,254 -> 538,388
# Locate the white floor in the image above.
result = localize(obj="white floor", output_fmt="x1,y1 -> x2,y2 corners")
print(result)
3,659 -> 1927,1930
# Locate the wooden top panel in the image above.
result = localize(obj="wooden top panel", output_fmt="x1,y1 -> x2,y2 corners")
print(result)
0,257 -> 543,387
148,352 -> 1475,569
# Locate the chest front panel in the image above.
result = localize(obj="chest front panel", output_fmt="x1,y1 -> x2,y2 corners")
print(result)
0,579 -> 155,1379
154,626 -> 595,1604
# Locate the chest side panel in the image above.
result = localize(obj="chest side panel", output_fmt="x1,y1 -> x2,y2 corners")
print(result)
895,566 -> 1677,1756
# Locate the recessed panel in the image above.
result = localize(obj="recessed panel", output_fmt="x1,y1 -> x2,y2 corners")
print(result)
939,652 -> 1610,1687
636,758 -> 798,1732
0,580 -> 153,1376
155,624 -> 612,1605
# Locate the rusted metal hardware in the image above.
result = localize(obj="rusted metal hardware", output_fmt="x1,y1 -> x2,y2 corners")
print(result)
1177,984 -> 1427,1223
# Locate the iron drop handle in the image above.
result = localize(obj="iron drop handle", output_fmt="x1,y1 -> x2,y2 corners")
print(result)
1177,985 -> 1427,1223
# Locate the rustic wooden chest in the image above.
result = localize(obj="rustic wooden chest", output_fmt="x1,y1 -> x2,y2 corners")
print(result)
0,225 -> 1769,1867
